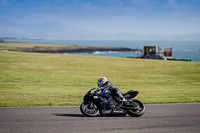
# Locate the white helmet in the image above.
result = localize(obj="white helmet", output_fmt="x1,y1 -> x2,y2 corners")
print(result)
97,77 -> 107,87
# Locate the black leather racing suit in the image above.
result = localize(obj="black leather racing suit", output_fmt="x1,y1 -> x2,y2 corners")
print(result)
100,81 -> 124,101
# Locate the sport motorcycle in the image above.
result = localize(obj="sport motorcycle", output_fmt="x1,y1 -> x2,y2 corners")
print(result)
80,88 -> 145,117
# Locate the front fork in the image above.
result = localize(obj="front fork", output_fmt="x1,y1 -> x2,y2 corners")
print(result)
88,101 -> 94,108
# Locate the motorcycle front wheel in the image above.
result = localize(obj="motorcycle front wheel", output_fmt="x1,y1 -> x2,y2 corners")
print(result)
80,102 -> 99,117
127,99 -> 145,117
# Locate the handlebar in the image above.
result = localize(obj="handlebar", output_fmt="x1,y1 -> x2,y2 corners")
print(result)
87,88 -> 102,95
90,88 -> 97,91
94,88 -> 100,93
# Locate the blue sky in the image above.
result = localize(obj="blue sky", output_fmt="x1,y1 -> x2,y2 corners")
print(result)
0,0 -> 200,39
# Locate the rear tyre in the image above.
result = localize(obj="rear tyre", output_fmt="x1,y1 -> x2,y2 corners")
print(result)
80,102 -> 99,117
127,99 -> 145,117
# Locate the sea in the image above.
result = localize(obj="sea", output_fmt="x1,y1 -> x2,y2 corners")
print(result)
4,39 -> 200,62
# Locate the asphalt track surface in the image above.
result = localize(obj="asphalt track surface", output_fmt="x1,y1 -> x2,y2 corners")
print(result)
0,103 -> 200,133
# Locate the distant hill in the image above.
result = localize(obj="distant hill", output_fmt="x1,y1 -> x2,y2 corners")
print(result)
0,19 -> 200,41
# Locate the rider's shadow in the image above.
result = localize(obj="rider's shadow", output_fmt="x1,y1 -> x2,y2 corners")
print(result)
52,113 -> 127,117
52,113 -> 85,117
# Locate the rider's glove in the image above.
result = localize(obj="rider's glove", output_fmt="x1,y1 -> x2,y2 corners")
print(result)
99,87 -> 104,91
94,88 -> 100,93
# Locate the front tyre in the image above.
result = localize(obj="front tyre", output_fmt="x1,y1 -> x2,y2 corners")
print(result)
127,99 -> 145,117
80,102 -> 99,117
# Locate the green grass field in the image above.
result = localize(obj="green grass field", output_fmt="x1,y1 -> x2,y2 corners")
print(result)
0,43 -> 200,107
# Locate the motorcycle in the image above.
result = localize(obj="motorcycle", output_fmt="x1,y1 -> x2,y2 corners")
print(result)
80,88 -> 145,117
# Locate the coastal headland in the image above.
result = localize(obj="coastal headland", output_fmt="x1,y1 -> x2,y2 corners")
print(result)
0,42 -> 142,53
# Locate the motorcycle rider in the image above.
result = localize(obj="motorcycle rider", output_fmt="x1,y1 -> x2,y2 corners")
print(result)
97,77 -> 127,105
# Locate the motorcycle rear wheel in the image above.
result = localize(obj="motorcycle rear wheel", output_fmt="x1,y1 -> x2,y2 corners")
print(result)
127,99 -> 145,117
80,102 -> 99,117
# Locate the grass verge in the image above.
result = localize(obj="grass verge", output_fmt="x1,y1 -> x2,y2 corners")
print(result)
0,47 -> 200,106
